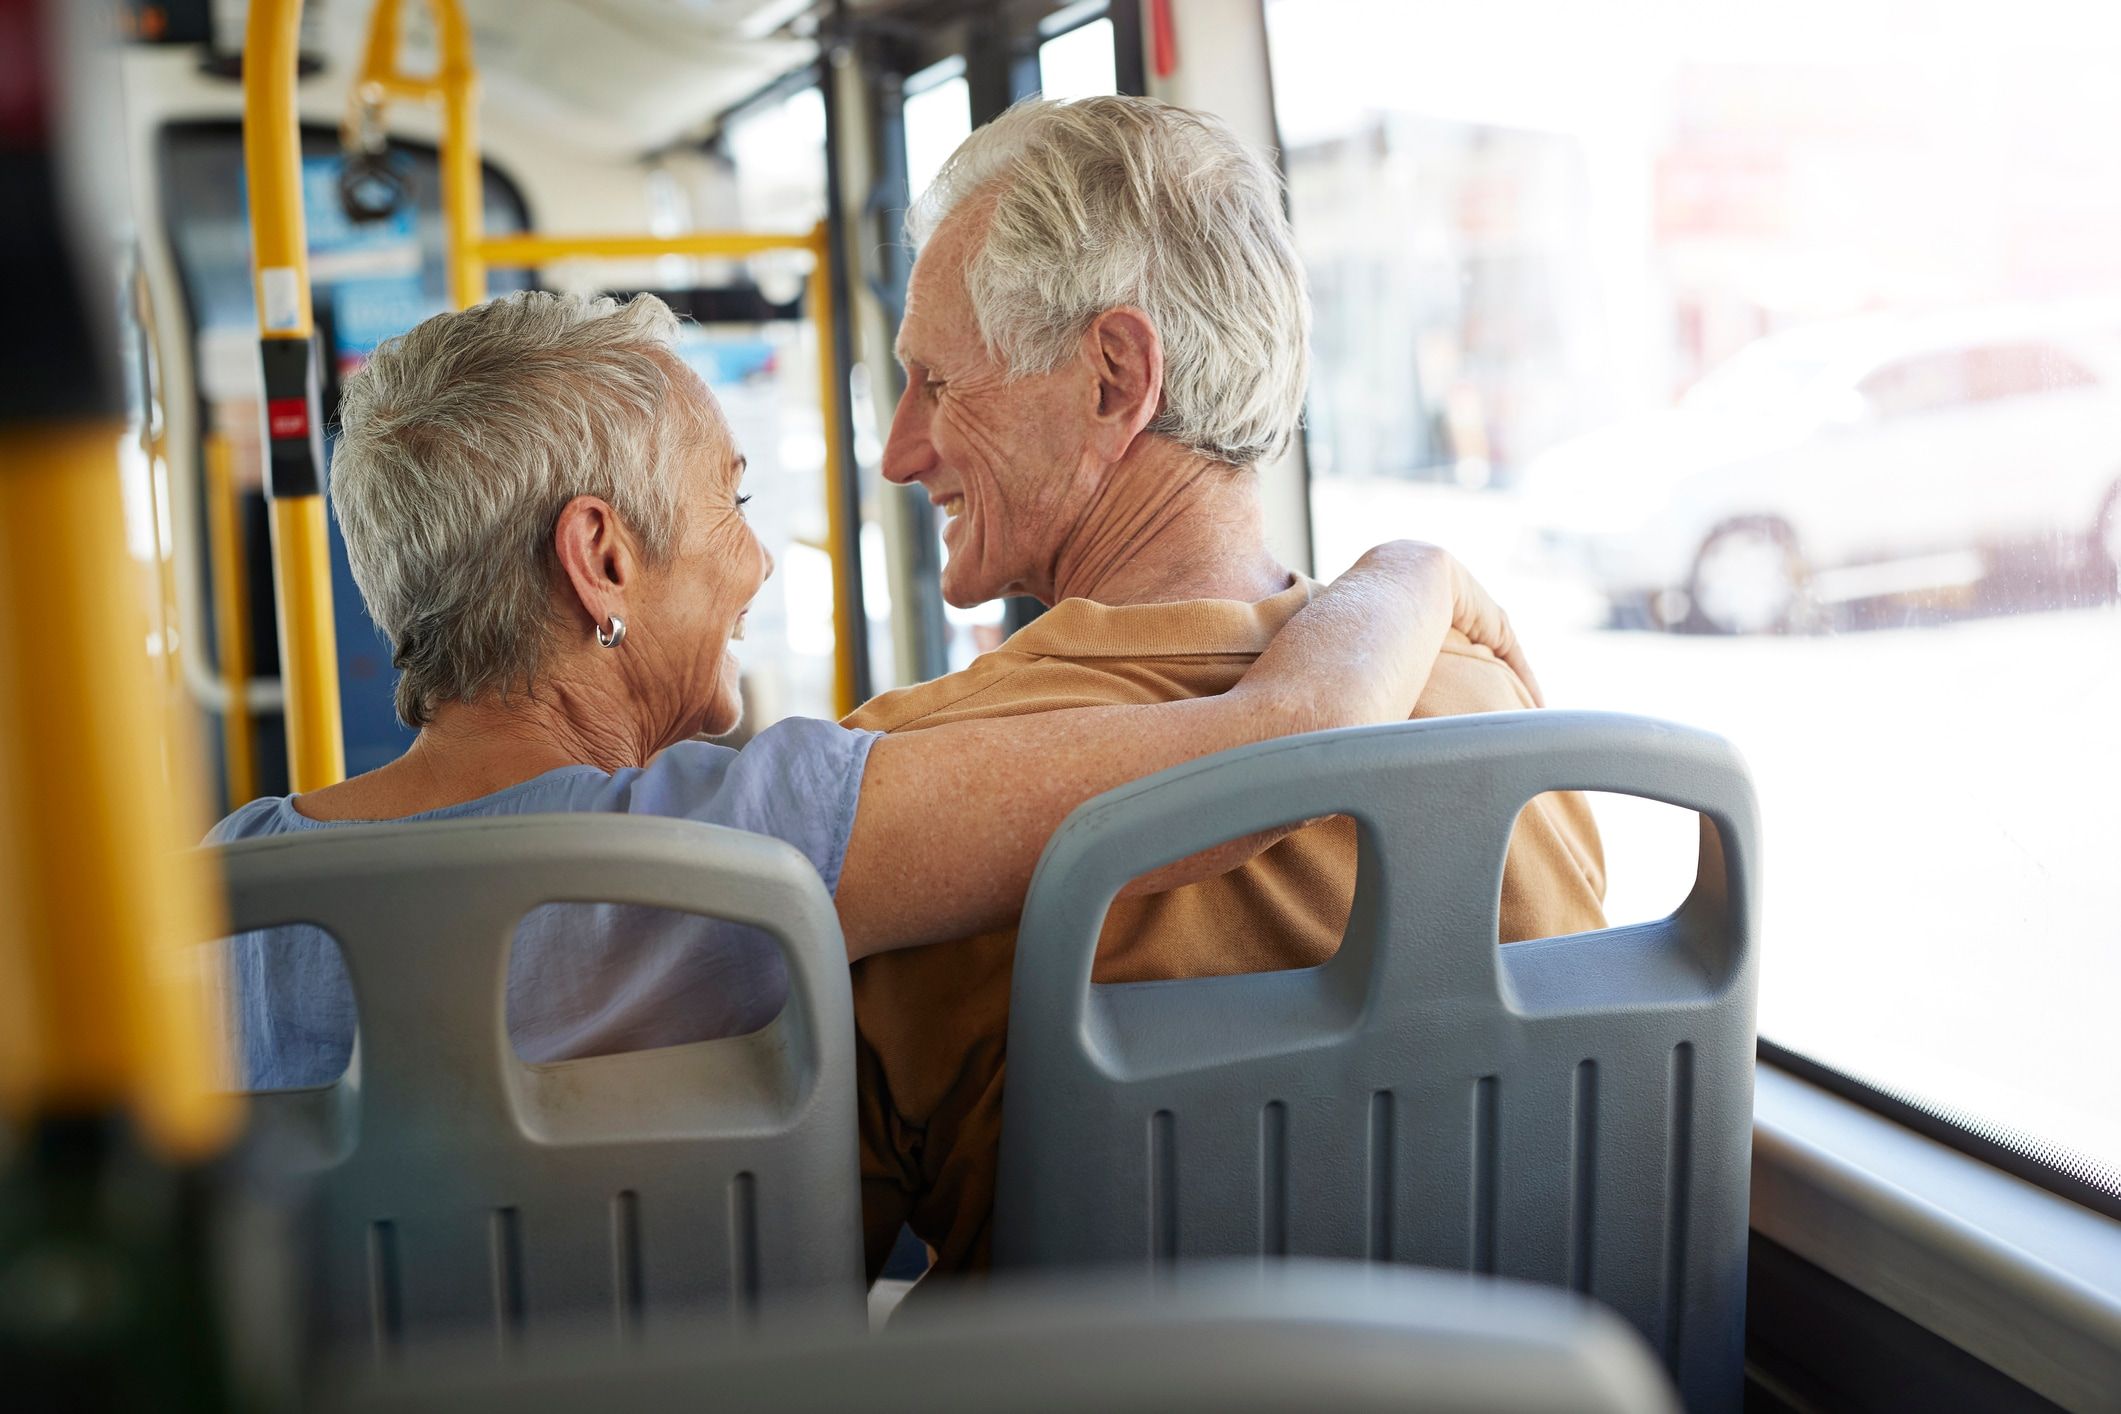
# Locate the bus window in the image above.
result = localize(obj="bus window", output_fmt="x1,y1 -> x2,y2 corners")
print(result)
1039,6 -> 1119,101
1267,0 -> 2121,1193
898,58 -> 1010,671
903,57 -> 971,203
712,84 -> 894,723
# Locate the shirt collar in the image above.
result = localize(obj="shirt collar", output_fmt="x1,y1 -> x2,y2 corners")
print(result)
997,578 -> 1318,659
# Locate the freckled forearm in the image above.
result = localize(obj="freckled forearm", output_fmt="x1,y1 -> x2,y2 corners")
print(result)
837,691 -> 1291,956
836,545 -> 1469,956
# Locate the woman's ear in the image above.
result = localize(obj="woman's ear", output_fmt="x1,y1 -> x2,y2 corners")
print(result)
551,495 -> 636,632
1085,306 -> 1164,461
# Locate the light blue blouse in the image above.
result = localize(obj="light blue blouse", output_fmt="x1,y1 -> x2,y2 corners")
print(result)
208,717 -> 879,1090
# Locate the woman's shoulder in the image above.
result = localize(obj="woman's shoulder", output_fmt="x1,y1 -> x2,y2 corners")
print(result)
204,795 -> 300,845
620,718 -> 877,884
201,717 -> 879,872
626,716 -> 879,812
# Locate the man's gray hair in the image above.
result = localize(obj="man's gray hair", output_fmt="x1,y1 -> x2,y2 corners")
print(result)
911,96 -> 1310,467
330,290 -> 702,726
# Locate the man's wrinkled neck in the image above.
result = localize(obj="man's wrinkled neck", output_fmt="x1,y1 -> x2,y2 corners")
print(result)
1046,438 -> 1292,607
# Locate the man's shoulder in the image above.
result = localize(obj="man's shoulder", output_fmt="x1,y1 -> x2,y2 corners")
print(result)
844,654 -> 1025,732
845,586 -> 1306,733
845,648 -> 1158,732
1414,631 -> 1539,719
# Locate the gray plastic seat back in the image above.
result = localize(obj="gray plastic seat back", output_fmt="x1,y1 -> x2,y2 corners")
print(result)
329,1260 -> 1681,1414
994,711 -> 1759,1414
214,814 -> 863,1357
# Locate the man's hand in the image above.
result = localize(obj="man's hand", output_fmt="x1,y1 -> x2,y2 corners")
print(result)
1442,553 -> 1543,706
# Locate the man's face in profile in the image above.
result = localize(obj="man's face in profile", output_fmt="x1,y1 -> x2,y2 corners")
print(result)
882,201 -> 1109,608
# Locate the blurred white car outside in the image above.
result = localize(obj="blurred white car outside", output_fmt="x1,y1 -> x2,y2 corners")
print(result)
1524,307 -> 2121,632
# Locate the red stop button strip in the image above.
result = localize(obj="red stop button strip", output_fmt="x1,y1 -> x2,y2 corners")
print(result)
267,396 -> 310,441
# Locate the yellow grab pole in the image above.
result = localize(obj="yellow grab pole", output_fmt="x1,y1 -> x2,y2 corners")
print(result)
127,268 -> 184,705
435,0 -> 484,309
354,0 -> 407,96
245,0 -> 346,791
352,2 -> 448,112
0,427 -> 237,1159
140,426 -> 183,702
204,435 -> 259,807
809,221 -> 859,719
351,0 -> 481,307
242,0 -> 309,347
267,499 -> 342,784
474,230 -> 823,265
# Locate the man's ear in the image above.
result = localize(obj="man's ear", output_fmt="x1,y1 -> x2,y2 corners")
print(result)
1084,306 -> 1164,461
552,494 -> 637,632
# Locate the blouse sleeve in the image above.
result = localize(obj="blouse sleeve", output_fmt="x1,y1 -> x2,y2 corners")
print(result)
610,717 -> 880,898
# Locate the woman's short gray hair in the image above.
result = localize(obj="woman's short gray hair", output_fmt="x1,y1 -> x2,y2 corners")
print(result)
330,290 -> 702,726
911,96 -> 1310,467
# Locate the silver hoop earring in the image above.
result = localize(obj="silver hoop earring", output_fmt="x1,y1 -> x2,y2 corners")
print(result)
595,615 -> 626,649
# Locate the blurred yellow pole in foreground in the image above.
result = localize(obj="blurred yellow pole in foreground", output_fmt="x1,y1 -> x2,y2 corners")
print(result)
0,4 -> 277,1405
0,426 -> 237,1158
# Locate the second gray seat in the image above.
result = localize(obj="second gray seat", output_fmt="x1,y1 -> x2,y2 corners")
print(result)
329,1260 -> 1681,1414
993,711 -> 1760,1414
214,814 -> 864,1359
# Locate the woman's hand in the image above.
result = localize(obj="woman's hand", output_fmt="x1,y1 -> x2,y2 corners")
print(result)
1230,541 -> 1540,728
1439,551 -> 1542,706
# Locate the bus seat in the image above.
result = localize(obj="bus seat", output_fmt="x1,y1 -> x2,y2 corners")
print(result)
212,814 -> 864,1357
992,712 -> 1759,1414
328,1260 -> 1680,1413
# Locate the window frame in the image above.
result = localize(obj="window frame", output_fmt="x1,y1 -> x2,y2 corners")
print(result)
1751,1058 -> 2121,1409
1759,1037 -> 2121,1222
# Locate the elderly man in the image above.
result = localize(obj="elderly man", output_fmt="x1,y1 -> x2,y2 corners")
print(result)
851,97 -> 1607,1278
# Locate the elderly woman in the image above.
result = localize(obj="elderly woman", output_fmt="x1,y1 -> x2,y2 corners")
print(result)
214,290 -> 1531,1088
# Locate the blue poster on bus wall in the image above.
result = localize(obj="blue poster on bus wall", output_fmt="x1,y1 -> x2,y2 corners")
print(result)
297,154 -> 440,367
301,154 -> 416,267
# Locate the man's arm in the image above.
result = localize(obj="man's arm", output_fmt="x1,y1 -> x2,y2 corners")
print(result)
1418,645 -> 1609,942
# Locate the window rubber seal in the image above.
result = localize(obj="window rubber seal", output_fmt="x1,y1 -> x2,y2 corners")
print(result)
1757,1036 -> 2121,1223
